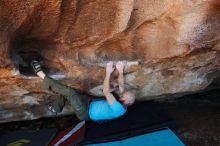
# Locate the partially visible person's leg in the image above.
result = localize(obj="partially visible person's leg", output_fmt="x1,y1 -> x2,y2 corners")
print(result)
31,60 -> 90,120
49,95 -> 66,113
68,93 -> 90,121
42,76 -> 90,120
41,76 -> 74,96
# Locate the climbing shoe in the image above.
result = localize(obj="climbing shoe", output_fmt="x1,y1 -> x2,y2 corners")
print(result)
48,104 -> 58,115
31,60 -> 42,74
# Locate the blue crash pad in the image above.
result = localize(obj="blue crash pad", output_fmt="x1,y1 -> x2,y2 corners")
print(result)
86,128 -> 185,146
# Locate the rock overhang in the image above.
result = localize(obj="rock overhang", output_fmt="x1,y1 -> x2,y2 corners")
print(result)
0,0 -> 219,123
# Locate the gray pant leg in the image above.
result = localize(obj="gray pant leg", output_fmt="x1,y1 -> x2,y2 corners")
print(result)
42,76 -> 90,120
52,95 -> 66,113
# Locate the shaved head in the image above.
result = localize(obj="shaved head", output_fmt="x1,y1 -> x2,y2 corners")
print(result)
120,91 -> 136,107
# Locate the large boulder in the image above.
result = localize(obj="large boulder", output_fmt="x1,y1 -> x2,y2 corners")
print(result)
0,0 -> 219,123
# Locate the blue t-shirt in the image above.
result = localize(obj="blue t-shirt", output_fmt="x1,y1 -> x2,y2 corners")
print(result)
89,99 -> 126,121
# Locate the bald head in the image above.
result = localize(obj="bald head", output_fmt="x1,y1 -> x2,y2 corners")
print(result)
120,91 -> 136,107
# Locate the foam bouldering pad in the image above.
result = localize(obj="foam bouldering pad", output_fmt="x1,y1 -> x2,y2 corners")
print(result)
0,128 -> 57,146
79,101 -> 176,145
49,121 -> 86,146
85,128 -> 185,146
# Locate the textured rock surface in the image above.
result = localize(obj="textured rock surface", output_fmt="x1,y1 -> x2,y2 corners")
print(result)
0,0 -> 220,123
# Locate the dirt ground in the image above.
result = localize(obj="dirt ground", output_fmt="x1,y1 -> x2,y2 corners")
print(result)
161,89 -> 220,146
0,89 -> 219,146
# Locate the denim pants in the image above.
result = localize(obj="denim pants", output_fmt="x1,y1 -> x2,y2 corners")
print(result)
41,76 -> 90,120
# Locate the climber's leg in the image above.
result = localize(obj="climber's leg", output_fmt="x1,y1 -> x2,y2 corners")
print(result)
42,76 -> 90,120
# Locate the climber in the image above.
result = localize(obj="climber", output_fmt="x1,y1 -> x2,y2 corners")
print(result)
31,60 -> 136,121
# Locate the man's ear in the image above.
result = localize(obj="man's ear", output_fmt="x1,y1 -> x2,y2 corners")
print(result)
119,97 -> 125,102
